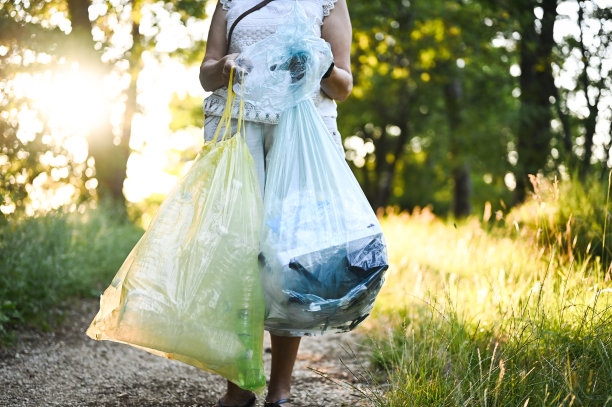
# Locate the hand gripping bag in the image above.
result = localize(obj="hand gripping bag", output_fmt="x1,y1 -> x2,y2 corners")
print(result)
86,72 -> 266,391
238,5 -> 389,336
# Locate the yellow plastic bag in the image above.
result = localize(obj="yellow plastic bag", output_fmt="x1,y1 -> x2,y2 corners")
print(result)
86,71 -> 266,391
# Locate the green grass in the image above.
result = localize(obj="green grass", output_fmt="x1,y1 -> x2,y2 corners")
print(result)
507,174 -> 612,270
0,203 -> 142,342
362,201 -> 612,406
2,176 -> 612,405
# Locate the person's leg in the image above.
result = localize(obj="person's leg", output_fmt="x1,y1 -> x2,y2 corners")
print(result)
261,123 -> 301,404
243,120 -> 266,197
219,381 -> 255,406
266,334 -> 301,404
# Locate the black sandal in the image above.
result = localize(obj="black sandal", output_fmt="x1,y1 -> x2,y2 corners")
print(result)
264,399 -> 290,406
218,395 -> 256,407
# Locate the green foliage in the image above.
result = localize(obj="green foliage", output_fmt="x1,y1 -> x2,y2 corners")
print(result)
368,299 -> 612,406
556,175 -> 612,263
0,4 -> 95,217
0,0 -> 213,213
507,173 -> 612,270
169,92 -> 205,131
0,204 -> 142,342
363,206 -> 612,406
341,0 -> 516,212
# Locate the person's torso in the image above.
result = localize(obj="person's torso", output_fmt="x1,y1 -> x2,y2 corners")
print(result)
203,0 -> 338,124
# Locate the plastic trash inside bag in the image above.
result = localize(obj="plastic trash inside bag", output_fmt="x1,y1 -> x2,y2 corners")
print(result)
235,2 -> 333,111
86,75 -> 266,391
233,2 -> 388,336
260,99 -> 388,336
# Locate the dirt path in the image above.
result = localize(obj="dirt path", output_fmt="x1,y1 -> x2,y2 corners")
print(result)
0,299 -> 372,407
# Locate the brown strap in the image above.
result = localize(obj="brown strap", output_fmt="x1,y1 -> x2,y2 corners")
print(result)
226,0 -> 276,54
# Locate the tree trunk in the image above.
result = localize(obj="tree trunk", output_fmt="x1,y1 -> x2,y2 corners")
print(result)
372,96 -> 412,210
581,103 -> 598,178
66,0 -> 94,50
601,113 -> 612,180
374,121 -> 411,210
577,1 -> 603,179
444,78 -> 471,218
452,162 -> 471,217
552,86 -> 573,164
120,20 -> 144,187
66,0 -> 128,211
514,0 -> 558,203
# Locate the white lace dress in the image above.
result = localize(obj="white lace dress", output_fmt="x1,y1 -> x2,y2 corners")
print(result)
203,0 -> 339,124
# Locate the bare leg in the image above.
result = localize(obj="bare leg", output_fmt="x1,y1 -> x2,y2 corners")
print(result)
220,381 -> 254,406
266,334 -> 301,405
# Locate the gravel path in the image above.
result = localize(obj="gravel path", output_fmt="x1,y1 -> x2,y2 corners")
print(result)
0,299 -> 372,407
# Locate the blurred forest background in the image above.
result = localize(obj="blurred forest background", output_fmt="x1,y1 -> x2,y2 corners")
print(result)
1,0 -> 610,222
2,1 -> 612,404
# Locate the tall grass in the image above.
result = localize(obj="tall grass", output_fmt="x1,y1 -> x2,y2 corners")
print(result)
0,204 -> 142,342
363,183 -> 612,405
507,174 -> 612,271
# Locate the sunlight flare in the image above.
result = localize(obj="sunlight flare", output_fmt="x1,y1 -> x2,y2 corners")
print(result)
34,65 -> 109,138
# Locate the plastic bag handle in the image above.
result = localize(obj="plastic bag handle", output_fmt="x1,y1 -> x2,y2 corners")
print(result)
210,67 -> 247,144
212,68 -> 239,143
236,86 -> 246,141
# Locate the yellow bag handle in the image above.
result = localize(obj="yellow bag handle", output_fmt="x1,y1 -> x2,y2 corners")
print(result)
210,67 -> 247,144
212,68 -> 236,143
236,81 -> 246,141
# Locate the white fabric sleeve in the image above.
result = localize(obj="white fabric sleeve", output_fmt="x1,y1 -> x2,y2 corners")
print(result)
322,0 -> 338,17
219,0 -> 232,11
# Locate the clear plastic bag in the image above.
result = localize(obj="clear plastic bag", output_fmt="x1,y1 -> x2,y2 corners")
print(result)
236,3 -> 388,336
260,99 -> 388,336
86,73 -> 266,391
235,2 -> 333,111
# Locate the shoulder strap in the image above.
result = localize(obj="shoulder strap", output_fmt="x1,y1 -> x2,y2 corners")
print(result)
226,0 -> 276,54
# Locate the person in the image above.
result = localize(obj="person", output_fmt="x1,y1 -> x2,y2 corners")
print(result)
198,1 -> 353,406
